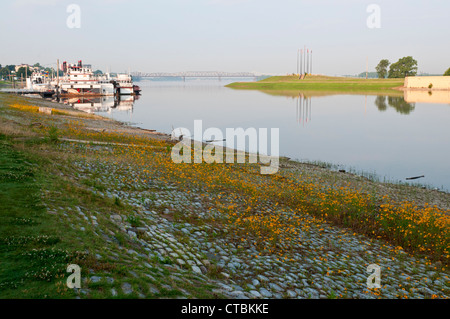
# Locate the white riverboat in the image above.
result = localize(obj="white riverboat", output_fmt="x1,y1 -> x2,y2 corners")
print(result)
107,73 -> 141,95
112,73 -> 134,95
58,61 -> 114,97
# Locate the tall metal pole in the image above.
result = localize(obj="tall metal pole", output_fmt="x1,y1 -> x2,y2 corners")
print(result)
302,46 -> 305,75
297,49 -> 299,75
56,59 -> 60,97
306,49 -> 309,75
300,50 -> 303,77
310,50 -> 313,75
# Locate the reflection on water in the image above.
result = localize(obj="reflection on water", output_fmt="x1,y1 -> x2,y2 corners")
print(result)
293,92 -> 418,126
375,96 -> 415,114
374,96 -> 388,111
296,92 -> 431,124
95,79 -> 450,192
404,89 -> 450,104
58,95 -> 137,114
296,94 -> 312,126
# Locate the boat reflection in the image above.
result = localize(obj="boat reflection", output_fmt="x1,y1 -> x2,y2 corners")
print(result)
58,95 -> 135,114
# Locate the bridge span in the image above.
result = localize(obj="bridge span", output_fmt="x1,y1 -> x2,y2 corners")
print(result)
131,71 -> 259,80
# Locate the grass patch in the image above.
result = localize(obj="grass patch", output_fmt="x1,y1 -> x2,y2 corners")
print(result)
226,75 -> 405,94
0,139 -> 81,298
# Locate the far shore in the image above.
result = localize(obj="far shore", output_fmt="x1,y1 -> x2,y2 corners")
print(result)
226,75 -> 405,94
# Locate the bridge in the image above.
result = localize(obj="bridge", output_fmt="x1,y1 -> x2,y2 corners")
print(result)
131,71 -> 259,80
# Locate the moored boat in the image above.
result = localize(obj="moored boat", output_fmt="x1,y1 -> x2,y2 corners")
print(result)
114,73 -> 134,95
58,61 -> 114,97
26,71 -> 51,92
108,73 -> 141,95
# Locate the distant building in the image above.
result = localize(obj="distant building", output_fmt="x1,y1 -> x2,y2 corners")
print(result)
15,64 -> 37,72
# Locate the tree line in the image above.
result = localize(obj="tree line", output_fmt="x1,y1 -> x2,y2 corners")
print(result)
0,63 -> 104,80
0,63 -> 56,80
375,57 -> 450,78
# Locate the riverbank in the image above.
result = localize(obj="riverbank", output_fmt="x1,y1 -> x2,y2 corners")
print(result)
0,92 -> 448,299
0,81 -> 11,88
226,75 -> 405,94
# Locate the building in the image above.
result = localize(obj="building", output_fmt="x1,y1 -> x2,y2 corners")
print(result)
14,64 -> 37,72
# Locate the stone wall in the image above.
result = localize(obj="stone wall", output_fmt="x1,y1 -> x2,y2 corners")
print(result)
404,76 -> 450,90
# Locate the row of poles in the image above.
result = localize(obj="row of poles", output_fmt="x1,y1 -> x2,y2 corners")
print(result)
297,94 -> 311,126
297,46 -> 312,78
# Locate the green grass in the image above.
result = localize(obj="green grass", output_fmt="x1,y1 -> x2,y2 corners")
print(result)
0,134 -> 80,298
0,81 -> 11,89
226,75 -> 405,94
0,134 -> 218,298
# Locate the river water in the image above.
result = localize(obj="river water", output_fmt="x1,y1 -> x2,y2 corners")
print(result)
94,78 -> 450,192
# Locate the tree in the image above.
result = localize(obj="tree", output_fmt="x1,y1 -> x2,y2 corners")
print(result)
43,67 -> 54,75
444,68 -> 450,76
388,56 -> 418,78
0,68 -> 8,80
16,67 -> 29,79
376,59 -> 390,78
93,70 -> 103,75
1,67 -> 11,78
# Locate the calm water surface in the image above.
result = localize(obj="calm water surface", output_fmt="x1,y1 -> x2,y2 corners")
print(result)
95,78 -> 450,192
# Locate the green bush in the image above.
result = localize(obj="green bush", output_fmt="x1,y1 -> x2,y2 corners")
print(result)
47,126 -> 59,143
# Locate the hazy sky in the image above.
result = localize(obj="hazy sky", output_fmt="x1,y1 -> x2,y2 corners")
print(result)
1,0 -> 449,75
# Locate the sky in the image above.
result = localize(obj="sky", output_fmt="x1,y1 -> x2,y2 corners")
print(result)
0,0 -> 449,75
